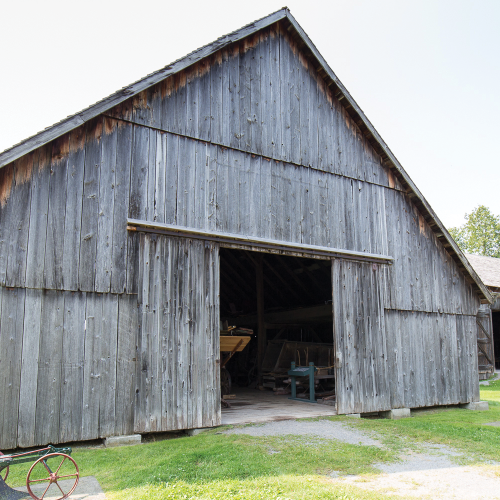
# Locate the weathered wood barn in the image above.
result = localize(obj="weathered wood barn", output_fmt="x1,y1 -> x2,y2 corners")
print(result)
466,254 -> 500,378
0,8 -> 492,449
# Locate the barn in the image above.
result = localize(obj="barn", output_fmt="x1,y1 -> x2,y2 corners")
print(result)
0,8 -> 492,450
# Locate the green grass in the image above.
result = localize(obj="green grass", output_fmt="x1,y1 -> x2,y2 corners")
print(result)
5,431 -> 397,499
4,380 -> 500,499
339,379 -> 500,463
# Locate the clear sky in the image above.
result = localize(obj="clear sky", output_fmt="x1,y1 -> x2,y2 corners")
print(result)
1,0 -> 498,229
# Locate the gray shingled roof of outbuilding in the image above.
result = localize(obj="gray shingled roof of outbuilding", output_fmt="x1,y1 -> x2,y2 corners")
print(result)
466,254 -> 500,290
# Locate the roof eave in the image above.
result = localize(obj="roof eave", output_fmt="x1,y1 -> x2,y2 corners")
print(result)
0,8 -> 290,168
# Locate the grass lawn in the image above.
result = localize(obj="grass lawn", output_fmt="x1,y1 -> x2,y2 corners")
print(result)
5,380 -> 500,499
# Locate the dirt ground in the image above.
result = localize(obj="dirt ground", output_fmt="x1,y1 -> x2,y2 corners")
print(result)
333,445 -> 500,500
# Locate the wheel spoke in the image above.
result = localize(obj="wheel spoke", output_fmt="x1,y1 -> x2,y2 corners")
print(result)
42,461 -> 52,474
56,481 -> 66,496
28,477 -> 51,483
40,482 -> 51,499
57,473 -> 79,479
55,456 -> 66,475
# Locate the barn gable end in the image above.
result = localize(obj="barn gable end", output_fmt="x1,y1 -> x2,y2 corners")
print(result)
0,9 -> 487,449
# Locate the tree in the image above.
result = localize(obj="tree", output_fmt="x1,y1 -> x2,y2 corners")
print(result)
449,205 -> 500,257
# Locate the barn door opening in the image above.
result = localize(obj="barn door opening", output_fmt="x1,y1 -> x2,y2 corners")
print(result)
135,233 -> 220,433
332,259 -> 390,414
219,248 -> 336,423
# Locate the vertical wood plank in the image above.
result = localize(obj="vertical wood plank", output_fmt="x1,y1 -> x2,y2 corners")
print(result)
99,293 -> 119,437
95,118 -> 118,293
60,291 -> 86,443
35,290 -> 64,445
0,164 -> 14,286
79,119 -> 103,292
0,287 -> 24,449
44,136 -> 69,289
165,132 -> 180,226
25,146 -> 51,289
62,127 -> 86,291
6,154 -> 33,287
81,292 -> 102,440
17,288 -> 42,447
111,121 -> 133,293
115,294 -> 138,436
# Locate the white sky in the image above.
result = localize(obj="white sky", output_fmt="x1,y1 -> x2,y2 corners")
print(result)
1,0 -> 498,228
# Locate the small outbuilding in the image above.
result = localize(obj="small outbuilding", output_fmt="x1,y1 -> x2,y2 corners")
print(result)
466,254 -> 500,378
0,8 -> 491,450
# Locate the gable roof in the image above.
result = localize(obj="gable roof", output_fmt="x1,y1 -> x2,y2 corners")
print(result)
466,254 -> 500,292
0,8 -> 492,304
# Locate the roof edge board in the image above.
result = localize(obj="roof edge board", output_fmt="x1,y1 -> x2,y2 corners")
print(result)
282,10 -> 492,304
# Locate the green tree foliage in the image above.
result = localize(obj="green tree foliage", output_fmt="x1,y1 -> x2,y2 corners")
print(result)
449,205 -> 500,257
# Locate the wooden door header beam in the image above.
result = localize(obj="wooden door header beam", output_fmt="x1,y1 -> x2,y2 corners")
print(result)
127,219 -> 394,265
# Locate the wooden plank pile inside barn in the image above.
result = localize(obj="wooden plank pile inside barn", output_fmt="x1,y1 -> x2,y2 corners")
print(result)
0,8 -> 492,449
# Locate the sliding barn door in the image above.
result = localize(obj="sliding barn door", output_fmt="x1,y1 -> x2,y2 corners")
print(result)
135,234 -> 220,432
332,259 -> 390,414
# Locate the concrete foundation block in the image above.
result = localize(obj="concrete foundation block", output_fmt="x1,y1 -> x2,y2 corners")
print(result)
380,408 -> 411,420
185,428 -> 210,436
345,413 -> 361,418
105,434 -> 142,447
460,401 -> 489,411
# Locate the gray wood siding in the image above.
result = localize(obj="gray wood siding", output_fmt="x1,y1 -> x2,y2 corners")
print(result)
136,233 -> 220,432
385,309 -> 479,408
333,259 -> 390,414
107,23 -> 397,190
0,29 -> 479,316
0,287 -> 137,449
384,188 -> 480,316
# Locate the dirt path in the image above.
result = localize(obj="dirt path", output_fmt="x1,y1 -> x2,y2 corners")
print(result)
333,445 -> 500,499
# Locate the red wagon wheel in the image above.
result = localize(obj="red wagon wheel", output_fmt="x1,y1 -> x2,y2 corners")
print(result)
0,451 -> 8,482
26,453 -> 79,500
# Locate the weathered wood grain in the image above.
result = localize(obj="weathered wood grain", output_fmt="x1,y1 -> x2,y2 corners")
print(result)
333,259 -> 390,414
98,293 -> 119,437
6,154 -> 33,287
81,292 -> 102,440
44,136 -> 69,289
17,288 -> 42,447
0,287 -> 25,449
79,119 -> 103,292
115,294 -> 138,436
25,145 -> 51,289
35,290 -> 64,445
111,121 -> 133,293
135,234 -> 219,432
95,117 -> 118,293
62,128 -> 86,290
59,291 -> 86,443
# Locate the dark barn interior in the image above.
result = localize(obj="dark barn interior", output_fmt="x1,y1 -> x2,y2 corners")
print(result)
219,248 -> 335,411
493,311 -> 500,369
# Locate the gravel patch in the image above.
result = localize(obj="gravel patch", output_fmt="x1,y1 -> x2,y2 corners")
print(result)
225,420 -> 381,447
375,444 -> 462,474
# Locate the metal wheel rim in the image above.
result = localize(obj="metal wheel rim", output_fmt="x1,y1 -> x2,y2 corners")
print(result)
26,453 -> 79,500
0,451 -> 8,482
